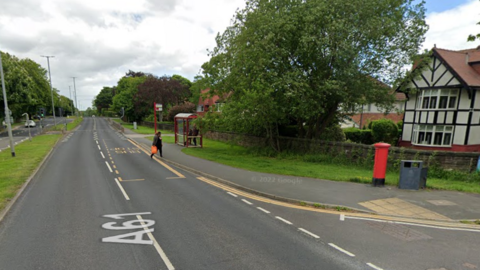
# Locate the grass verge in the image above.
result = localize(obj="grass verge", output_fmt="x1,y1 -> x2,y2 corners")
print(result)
0,134 -> 62,212
182,139 -> 480,193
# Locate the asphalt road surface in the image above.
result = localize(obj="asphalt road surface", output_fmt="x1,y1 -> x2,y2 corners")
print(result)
0,118 -> 368,270
0,117 -> 72,152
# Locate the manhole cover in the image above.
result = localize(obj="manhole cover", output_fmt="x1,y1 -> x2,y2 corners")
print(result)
368,222 -> 432,241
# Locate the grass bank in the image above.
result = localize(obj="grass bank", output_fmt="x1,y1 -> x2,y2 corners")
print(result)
0,134 -> 62,212
181,139 -> 480,194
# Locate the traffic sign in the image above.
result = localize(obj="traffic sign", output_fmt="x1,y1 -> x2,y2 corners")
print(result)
155,103 -> 162,112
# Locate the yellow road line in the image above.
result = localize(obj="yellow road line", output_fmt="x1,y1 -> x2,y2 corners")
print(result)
128,139 -> 185,178
121,179 -> 145,182
195,177 -> 480,230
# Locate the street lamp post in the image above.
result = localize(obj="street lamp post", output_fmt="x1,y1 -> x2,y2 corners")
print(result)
72,77 -> 78,117
0,51 -> 15,157
41,55 -> 56,126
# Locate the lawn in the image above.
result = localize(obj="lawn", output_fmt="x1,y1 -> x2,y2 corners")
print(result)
0,134 -> 62,212
182,139 -> 480,194
121,122 -> 173,135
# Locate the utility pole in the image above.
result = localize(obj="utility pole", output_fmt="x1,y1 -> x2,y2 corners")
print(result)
72,77 -> 78,117
41,55 -> 57,126
68,85 -> 74,116
0,51 -> 15,157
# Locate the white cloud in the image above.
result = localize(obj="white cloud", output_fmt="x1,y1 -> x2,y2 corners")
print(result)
2,0 -> 479,109
0,0 -> 245,109
423,0 -> 480,50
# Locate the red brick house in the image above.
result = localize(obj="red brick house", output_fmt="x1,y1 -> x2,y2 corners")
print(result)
196,89 -> 226,116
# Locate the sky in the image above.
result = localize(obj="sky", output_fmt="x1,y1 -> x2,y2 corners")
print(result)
0,0 -> 479,110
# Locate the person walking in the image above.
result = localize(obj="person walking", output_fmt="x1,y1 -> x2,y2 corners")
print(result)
150,131 -> 163,158
192,124 -> 199,146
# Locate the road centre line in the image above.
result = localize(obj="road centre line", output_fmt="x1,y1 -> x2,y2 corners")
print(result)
137,215 -> 175,270
96,140 -> 98,144
105,161 -> 113,173
257,207 -> 270,214
242,199 -> 253,205
100,151 -> 105,159
328,243 -> 355,257
298,228 -> 320,239
366,263 -> 384,270
97,145 -> 101,150
227,192 -> 238,197
275,216 -> 293,225
114,178 -> 130,200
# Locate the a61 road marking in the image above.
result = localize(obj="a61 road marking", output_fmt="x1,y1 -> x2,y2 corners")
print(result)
101,212 -> 155,245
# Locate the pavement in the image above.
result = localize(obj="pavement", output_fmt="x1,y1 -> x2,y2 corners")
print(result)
122,126 -> 480,223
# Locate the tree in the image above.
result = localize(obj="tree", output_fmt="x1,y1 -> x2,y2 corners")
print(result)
134,75 -> 190,121
93,87 -> 114,115
201,0 -> 428,150
112,73 -> 147,121
468,0 -> 480,42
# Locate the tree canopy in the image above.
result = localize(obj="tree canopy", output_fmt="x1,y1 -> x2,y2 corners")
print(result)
200,0 -> 428,148
0,51 -> 74,120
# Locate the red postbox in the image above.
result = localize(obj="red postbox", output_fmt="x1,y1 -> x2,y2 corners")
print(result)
372,143 -> 391,187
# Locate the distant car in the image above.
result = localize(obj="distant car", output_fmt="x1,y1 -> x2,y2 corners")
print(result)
25,120 -> 36,127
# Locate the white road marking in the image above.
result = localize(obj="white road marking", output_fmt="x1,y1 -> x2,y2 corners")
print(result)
241,199 -> 253,205
137,214 -> 175,270
114,178 -> 130,200
227,192 -> 238,197
100,151 -> 105,159
97,145 -> 101,150
298,228 -> 320,239
275,216 -> 293,225
105,161 -> 113,172
328,243 -> 355,257
257,207 -> 270,214
340,214 -> 345,221
96,140 -> 99,144
345,216 -> 480,233
367,263 -> 384,270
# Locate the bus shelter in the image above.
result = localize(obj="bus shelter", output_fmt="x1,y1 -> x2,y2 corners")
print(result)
174,113 -> 202,148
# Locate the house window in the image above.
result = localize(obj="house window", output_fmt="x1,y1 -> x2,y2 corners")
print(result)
197,105 -> 204,112
412,125 -> 453,146
416,89 -> 458,110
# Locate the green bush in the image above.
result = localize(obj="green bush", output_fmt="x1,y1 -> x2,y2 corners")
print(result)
371,119 -> 399,145
319,124 -> 346,142
397,120 -> 403,129
343,128 -> 374,144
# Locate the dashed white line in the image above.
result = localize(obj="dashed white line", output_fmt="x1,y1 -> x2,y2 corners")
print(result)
114,178 -> 130,200
242,199 -> 253,205
367,263 -> 384,270
137,215 -> 175,270
298,228 -> 320,239
96,140 -> 99,144
227,192 -> 238,197
257,207 -> 270,214
105,161 -> 113,172
100,151 -> 105,159
328,243 -> 355,257
97,145 -> 101,150
275,216 -> 293,225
